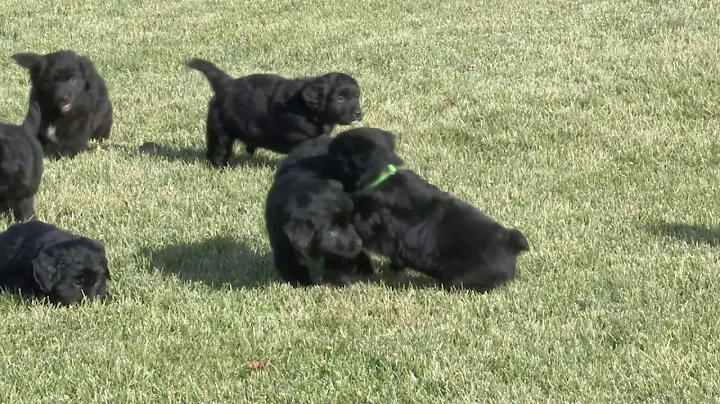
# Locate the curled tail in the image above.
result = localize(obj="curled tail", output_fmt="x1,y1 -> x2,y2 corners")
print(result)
22,100 -> 41,136
185,58 -> 233,93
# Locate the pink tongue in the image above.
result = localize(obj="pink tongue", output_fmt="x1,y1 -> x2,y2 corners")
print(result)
60,103 -> 71,112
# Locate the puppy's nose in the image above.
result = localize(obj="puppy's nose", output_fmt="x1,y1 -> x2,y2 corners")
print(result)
60,94 -> 70,101
354,110 -> 362,119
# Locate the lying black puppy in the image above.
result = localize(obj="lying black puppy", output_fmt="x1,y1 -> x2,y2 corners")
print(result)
12,50 -> 113,158
265,136 -> 365,287
326,127 -> 530,293
0,221 -> 112,305
186,58 -> 363,168
0,100 -> 43,221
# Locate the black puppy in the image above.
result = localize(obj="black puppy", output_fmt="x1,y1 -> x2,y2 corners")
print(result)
0,221 -> 112,305
186,58 -> 363,168
326,127 -> 530,293
0,100 -> 43,221
12,50 -> 113,158
265,136 -> 365,287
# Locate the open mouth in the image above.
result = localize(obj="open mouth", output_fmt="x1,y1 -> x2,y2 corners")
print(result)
59,102 -> 72,113
350,119 -> 362,125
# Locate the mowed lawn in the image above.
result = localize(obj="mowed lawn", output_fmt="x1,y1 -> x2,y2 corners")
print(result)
1,0 -> 719,401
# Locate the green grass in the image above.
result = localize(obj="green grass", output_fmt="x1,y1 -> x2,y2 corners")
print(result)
1,0 -> 720,401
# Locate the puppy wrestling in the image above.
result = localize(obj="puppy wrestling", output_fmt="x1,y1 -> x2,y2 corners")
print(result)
0,100 -> 44,222
186,58 -> 363,168
266,136 -> 365,287
12,50 -> 113,158
326,127 -> 530,293
0,221 -> 113,305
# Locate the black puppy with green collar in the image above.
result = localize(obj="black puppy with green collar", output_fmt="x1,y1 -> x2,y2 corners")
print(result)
326,127 -> 530,293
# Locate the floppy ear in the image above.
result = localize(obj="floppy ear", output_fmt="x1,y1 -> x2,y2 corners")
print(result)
12,53 -> 44,71
76,56 -> 98,91
32,250 -> 60,293
377,130 -> 397,152
283,219 -> 316,259
302,77 -> 330,113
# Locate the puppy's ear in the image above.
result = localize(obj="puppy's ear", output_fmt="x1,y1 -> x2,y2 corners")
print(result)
12,53 -> 44,70
32,250 -> 60,294
284,220 -> 315,259
377,130 -> 397,152
302,77 -> 330,113
77,56 -> 98,91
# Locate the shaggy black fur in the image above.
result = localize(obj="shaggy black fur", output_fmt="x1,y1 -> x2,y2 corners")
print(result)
0,221 -> 112,305
265,136 -> 366,287
185,58 -> 363,168
0,100 -> 43,222
12,50 -> 113,158
326,127 -> 530,293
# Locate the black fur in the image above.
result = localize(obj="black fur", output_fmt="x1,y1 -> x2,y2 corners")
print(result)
326,128 -> 530,293
185,58 -> 363,168
0,221 -> 112,305
12,50 -> 113,158
265,136 -> 367,287
0,100 -> 44,222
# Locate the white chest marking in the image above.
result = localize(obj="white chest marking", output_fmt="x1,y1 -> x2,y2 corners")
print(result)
47,125 -> 58,142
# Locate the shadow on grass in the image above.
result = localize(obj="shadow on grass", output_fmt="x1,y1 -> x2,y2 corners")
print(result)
141,236 -> 276,289
135,141 -> 278,169
647,221 -> 720,247
141,236 -> 447,291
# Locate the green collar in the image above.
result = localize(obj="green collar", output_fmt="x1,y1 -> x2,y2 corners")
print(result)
357,164 -> 397,193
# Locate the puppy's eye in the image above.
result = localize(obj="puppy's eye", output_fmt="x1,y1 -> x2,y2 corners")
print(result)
336,96 -> 344,103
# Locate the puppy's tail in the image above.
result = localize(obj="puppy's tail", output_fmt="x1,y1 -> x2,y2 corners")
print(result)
504,228 -> 530,252
185,58 -> 233,93
21,100 -> 42,136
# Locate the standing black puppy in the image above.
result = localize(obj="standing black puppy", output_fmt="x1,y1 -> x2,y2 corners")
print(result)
0,221 -> 112,305
0,100 -> 43,221
186,58 -> 363,168
265,136 -> 365,287
12,50 -> 113,158
326,128 -> 530,293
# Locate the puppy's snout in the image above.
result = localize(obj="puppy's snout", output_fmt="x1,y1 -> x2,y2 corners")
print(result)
60,94 -> 70,102
353,109 -> 363,120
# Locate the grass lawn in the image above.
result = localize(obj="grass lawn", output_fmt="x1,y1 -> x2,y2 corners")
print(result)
1,0 -> 720,401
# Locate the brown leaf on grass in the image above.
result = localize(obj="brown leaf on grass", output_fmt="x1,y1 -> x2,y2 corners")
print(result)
245,359 -> 270,371
444,98 -> 456,108
668,19 -> 685,30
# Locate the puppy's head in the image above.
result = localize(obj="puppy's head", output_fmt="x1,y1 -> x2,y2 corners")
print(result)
12,50 -> 97,115
327,128 -> 404,193
284,181 -> 363,261
32,237 -> 113,305
302,73 -> 363,125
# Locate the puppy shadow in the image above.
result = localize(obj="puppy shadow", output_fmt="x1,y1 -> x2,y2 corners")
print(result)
136,141 -> 278,169
140,236 -> 276,289
646,221 -> 720,247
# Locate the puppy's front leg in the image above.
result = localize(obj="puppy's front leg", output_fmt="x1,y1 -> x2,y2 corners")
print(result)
323,255 -> 360,287
56,121 -> 92,158
11,196 -> 36,222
